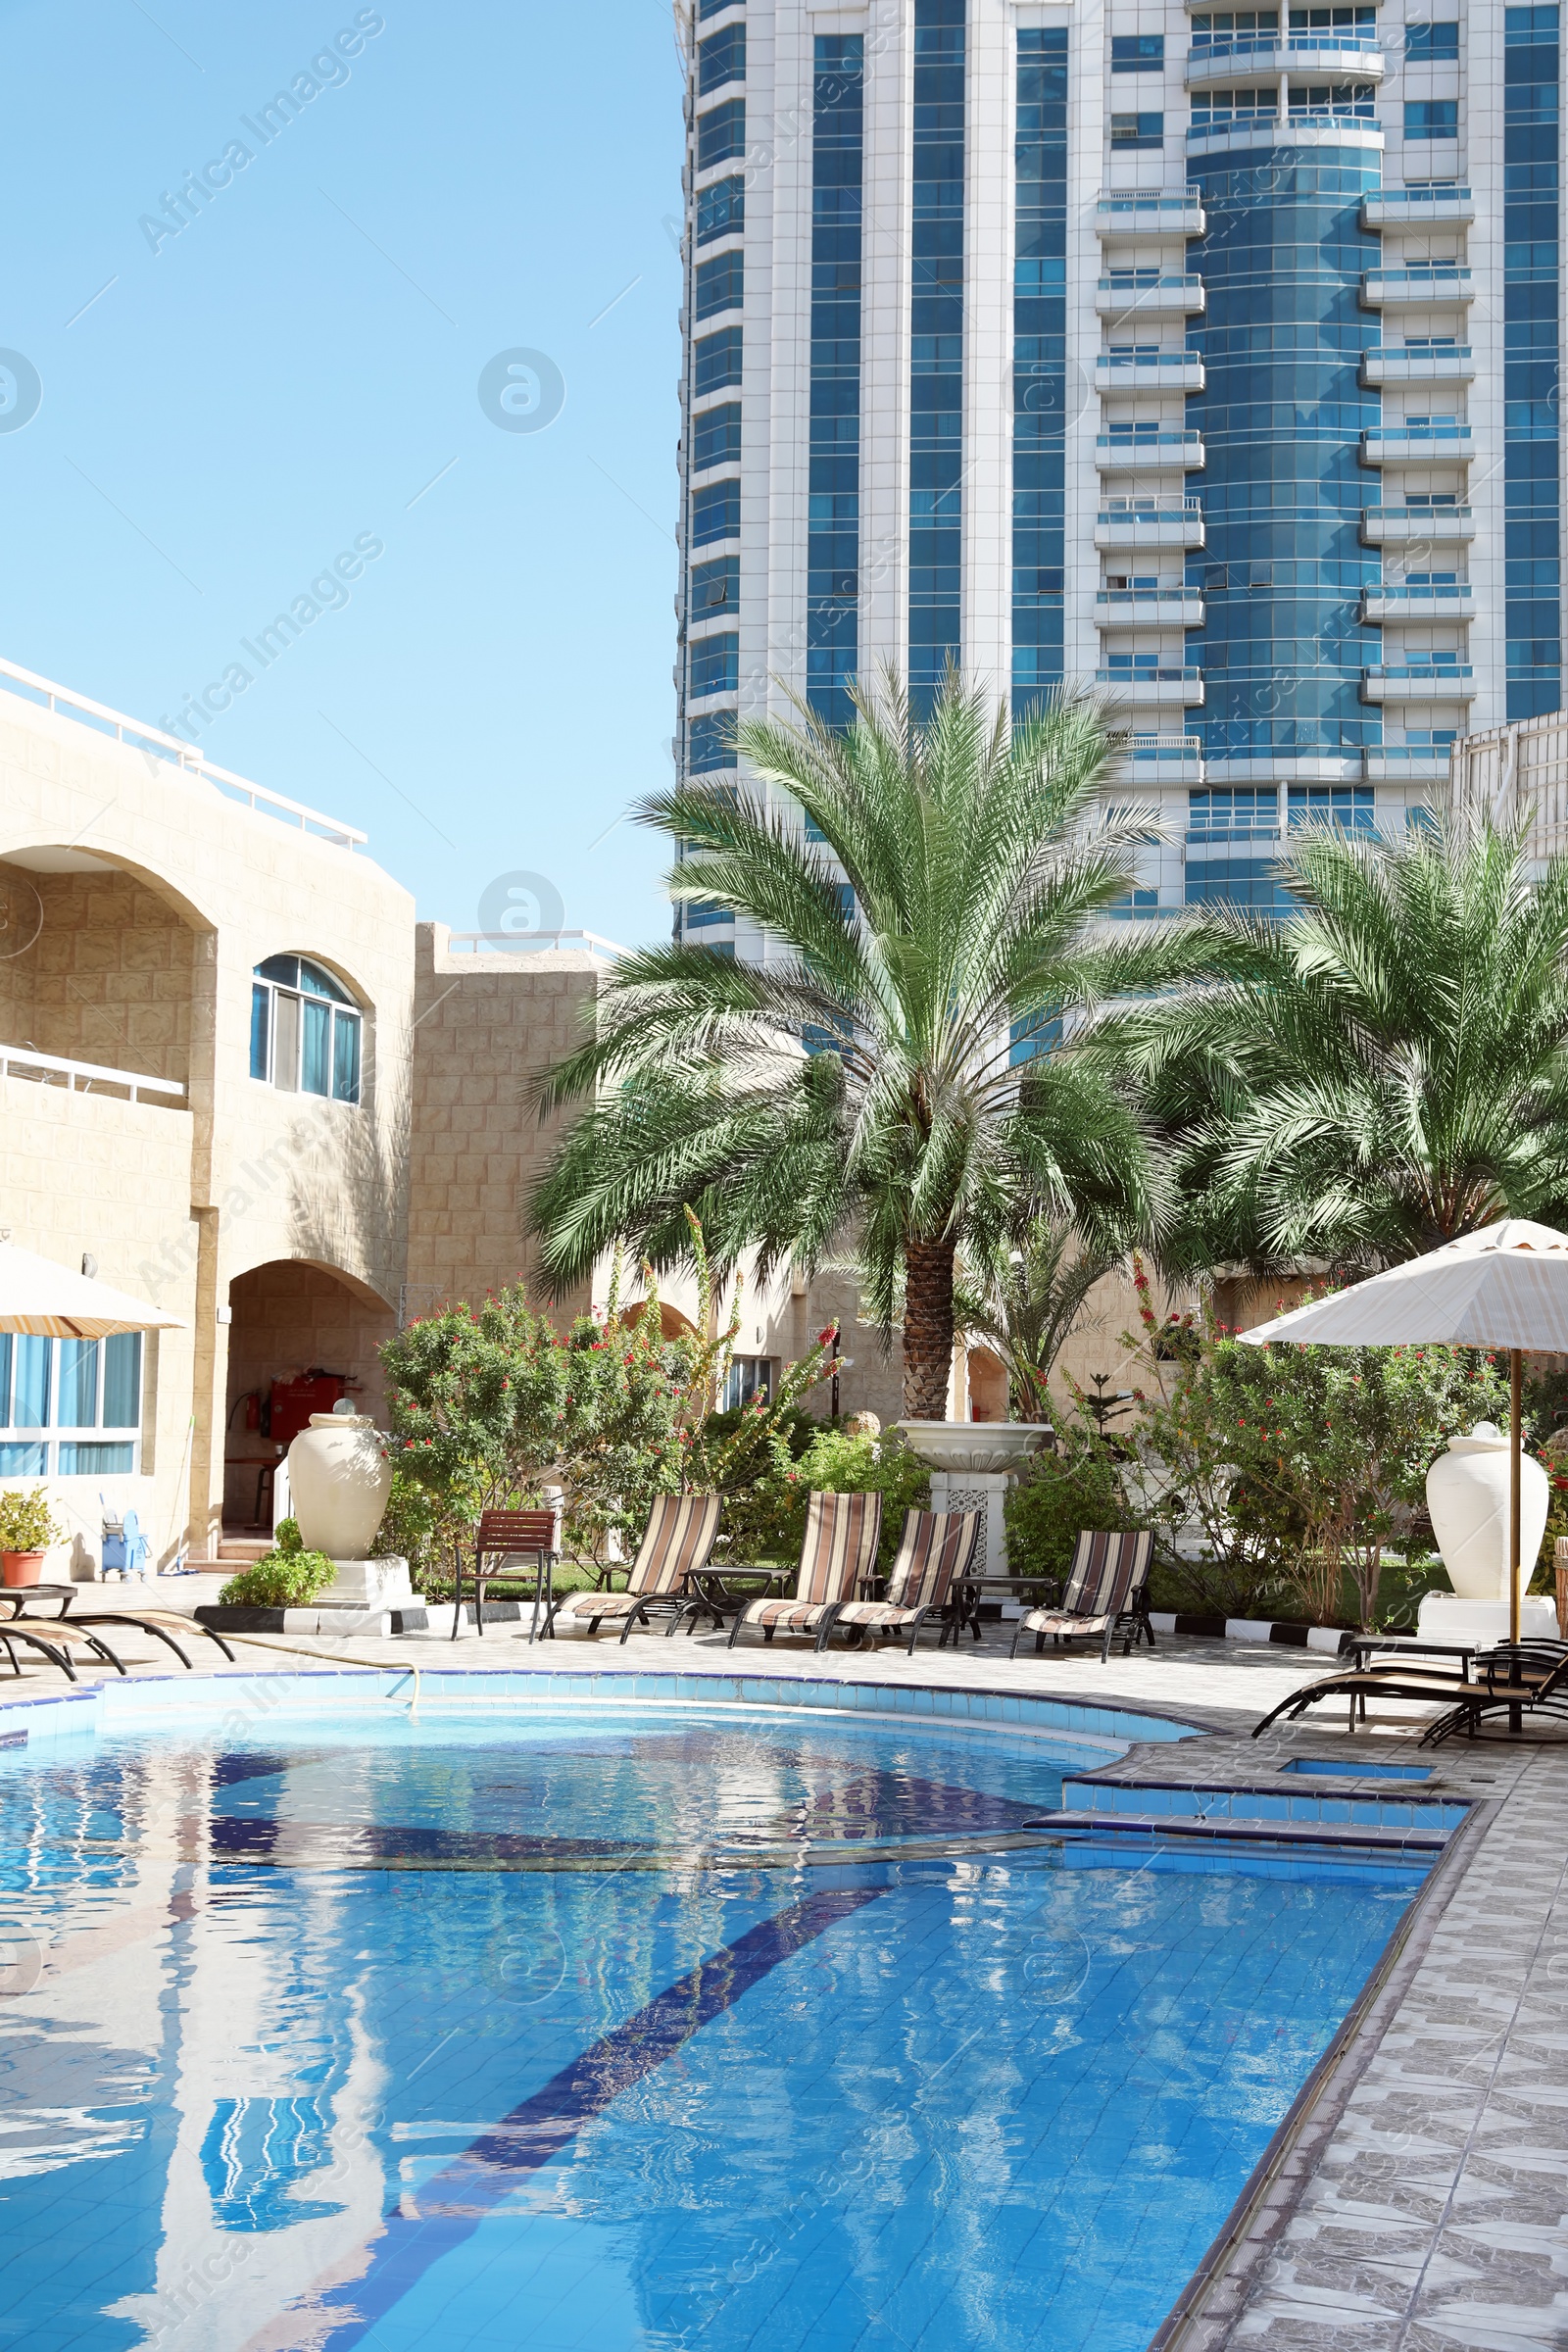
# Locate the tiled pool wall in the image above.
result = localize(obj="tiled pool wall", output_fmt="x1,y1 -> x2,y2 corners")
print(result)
0,1666 -> 1205,1753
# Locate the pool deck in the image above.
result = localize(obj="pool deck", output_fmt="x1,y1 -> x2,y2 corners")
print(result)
6,1585 -> 1565,2351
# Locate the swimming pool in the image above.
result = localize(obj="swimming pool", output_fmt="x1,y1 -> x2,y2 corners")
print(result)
0,1683 -> 1434,2352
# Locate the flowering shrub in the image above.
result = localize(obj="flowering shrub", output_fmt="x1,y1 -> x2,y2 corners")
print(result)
1112,1258 -> 1511,1627
377,1222 -> 836,1581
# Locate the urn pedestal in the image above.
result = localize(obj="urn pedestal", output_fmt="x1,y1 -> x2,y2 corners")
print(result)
896,1422 -> 1049,1585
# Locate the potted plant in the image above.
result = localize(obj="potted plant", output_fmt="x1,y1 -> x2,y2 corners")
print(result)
0,1489 -> 64,1587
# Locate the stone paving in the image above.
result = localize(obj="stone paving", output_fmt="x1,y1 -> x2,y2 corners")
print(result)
5,1585 -> 1565,2350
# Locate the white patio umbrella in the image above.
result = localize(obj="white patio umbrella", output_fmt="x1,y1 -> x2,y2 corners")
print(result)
0,1240 -> 186,1340
1238,1217 -> 1568,1644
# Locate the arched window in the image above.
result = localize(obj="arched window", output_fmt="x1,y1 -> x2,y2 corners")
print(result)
249,956 -> 363,1103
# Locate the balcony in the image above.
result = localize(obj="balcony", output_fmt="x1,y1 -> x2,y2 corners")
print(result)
1360,506 -> 1475,545
1185,34 -> 1384,85
1096,432 -> 1206,473
1098,668 -> 1205,710
1095,274 -> 1207,320
1359,583 -> 1475,621
1097,590 -> 1206,626
1361,666 -> 1476,703
1361,423 -> 1473,465
1096,191 -> 1206,240
1094,354 -> 1205,392
1130,733 -> 1205,783
1361,186 -> 1475,227
1095,500 -> 1206,550
1360,345 -> 1476,387
1363,746 -> 1452,782
1361,268 -> 1473,308
0,1044 -> 188,1109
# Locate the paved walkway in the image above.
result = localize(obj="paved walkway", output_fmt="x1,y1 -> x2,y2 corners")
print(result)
5,1585 -> 1565,2350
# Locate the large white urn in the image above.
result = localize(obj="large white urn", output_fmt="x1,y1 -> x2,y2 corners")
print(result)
895,1421 -> 1050,1474
286,1406 -> 392,1562
1425,1421 -> 1548,1606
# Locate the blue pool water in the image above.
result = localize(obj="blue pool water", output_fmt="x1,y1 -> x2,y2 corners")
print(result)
0,1697 -> 1429,2352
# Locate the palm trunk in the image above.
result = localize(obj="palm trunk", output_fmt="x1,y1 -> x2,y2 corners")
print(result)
903,1241 -> 956,1419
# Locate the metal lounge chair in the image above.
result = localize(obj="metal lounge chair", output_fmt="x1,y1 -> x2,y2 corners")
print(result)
0,1617 -> 128,1680
545,1494 -> 722,1642
1252,1639 -> 1568,1741
820,1507 -> 982,1657
1420,1644 -> 1568,1744
726,1490 -> 884,1650
1009,1530 -> 1155,1664
452,1508 -> 560,1643
63,1605 -> 236,1667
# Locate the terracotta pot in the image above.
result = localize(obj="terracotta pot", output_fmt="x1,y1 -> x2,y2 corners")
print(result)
1,1550 -> 47,1589
1426,1421 -> 1548,1605
286,1411 -> 391,1562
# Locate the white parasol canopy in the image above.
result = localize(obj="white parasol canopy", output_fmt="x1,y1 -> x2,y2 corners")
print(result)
1239,1218 -> 1568,1642
0,1241 -> 186,1340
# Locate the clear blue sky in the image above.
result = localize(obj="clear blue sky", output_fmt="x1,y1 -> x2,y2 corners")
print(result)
0,0 -> 685,947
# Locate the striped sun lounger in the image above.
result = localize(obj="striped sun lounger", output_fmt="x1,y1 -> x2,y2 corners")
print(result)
821,1508 -> 983,1657
1010,1530 -> 1155,1664
546,1494 -> 721,1643
727,1490 -> 884,1650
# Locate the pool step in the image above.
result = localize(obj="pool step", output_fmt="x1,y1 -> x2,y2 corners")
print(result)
1046,1776 -> 1469,1838
1038,1809 -> 1449,1854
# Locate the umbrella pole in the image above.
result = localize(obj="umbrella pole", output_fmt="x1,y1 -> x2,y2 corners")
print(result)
1510,1347 -> 1523,1650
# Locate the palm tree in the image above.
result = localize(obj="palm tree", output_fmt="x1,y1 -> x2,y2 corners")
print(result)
1102,811 -> 1568,1271
953,1220 -> 1121,1422
530,671 -> 1214,1418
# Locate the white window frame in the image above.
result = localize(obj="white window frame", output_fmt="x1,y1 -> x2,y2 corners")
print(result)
0,1333 -> 144,1478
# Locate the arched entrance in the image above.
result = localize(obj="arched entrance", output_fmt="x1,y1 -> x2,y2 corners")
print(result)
222,1259 -> 396,1531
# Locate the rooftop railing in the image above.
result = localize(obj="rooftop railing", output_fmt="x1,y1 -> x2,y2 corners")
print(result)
0,655 -> 366,851
444,930 -> 625,961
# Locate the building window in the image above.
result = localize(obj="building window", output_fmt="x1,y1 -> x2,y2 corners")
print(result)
693,402 -> 742,470
692,554 -> 739,612
698,0 -> 741,18
808,33 -> 865,731
690,632 -> 740,698
695,249 -> 744,321
692,477 -> 741,545
722,1355 -> 776,1410
695,326 -> 744,397
1110,111 -> 1165,145
699,22 -> 746,94
1192,87 -> 1278,123
1406,21 -> 1460,56
684,898 -> 736,929
1111,34 -> 1165,69
250,956 -> 363,1104
697,175 -> 745,244
697,98 -> 746,172
1404,98 -> 1459,136
0,1331 -> 143,1477
688,711 -> 737,772
909,0 -> 966,708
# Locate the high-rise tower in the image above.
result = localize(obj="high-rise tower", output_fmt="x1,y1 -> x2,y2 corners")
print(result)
673,0 -> 1560,944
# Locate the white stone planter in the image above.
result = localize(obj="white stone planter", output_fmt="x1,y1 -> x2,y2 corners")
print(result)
1425,1421 -> 1548,1606
895,1421 -> 1049,1474
286,1409 -> 392,1562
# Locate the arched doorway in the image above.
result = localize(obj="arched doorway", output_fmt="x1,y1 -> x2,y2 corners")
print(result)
222,1259 -> 396,1531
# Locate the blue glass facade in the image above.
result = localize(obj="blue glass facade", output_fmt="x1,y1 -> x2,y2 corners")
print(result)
808,36 -> 863,729
909,0 -> 964,709
1012,27 -> 1068,711
1505,3 -> 1562,719
1186,151 -> 1384,772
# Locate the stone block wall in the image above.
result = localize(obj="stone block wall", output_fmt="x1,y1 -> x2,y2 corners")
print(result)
0,864 -> 194,1082
405,926 -> 600,1320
